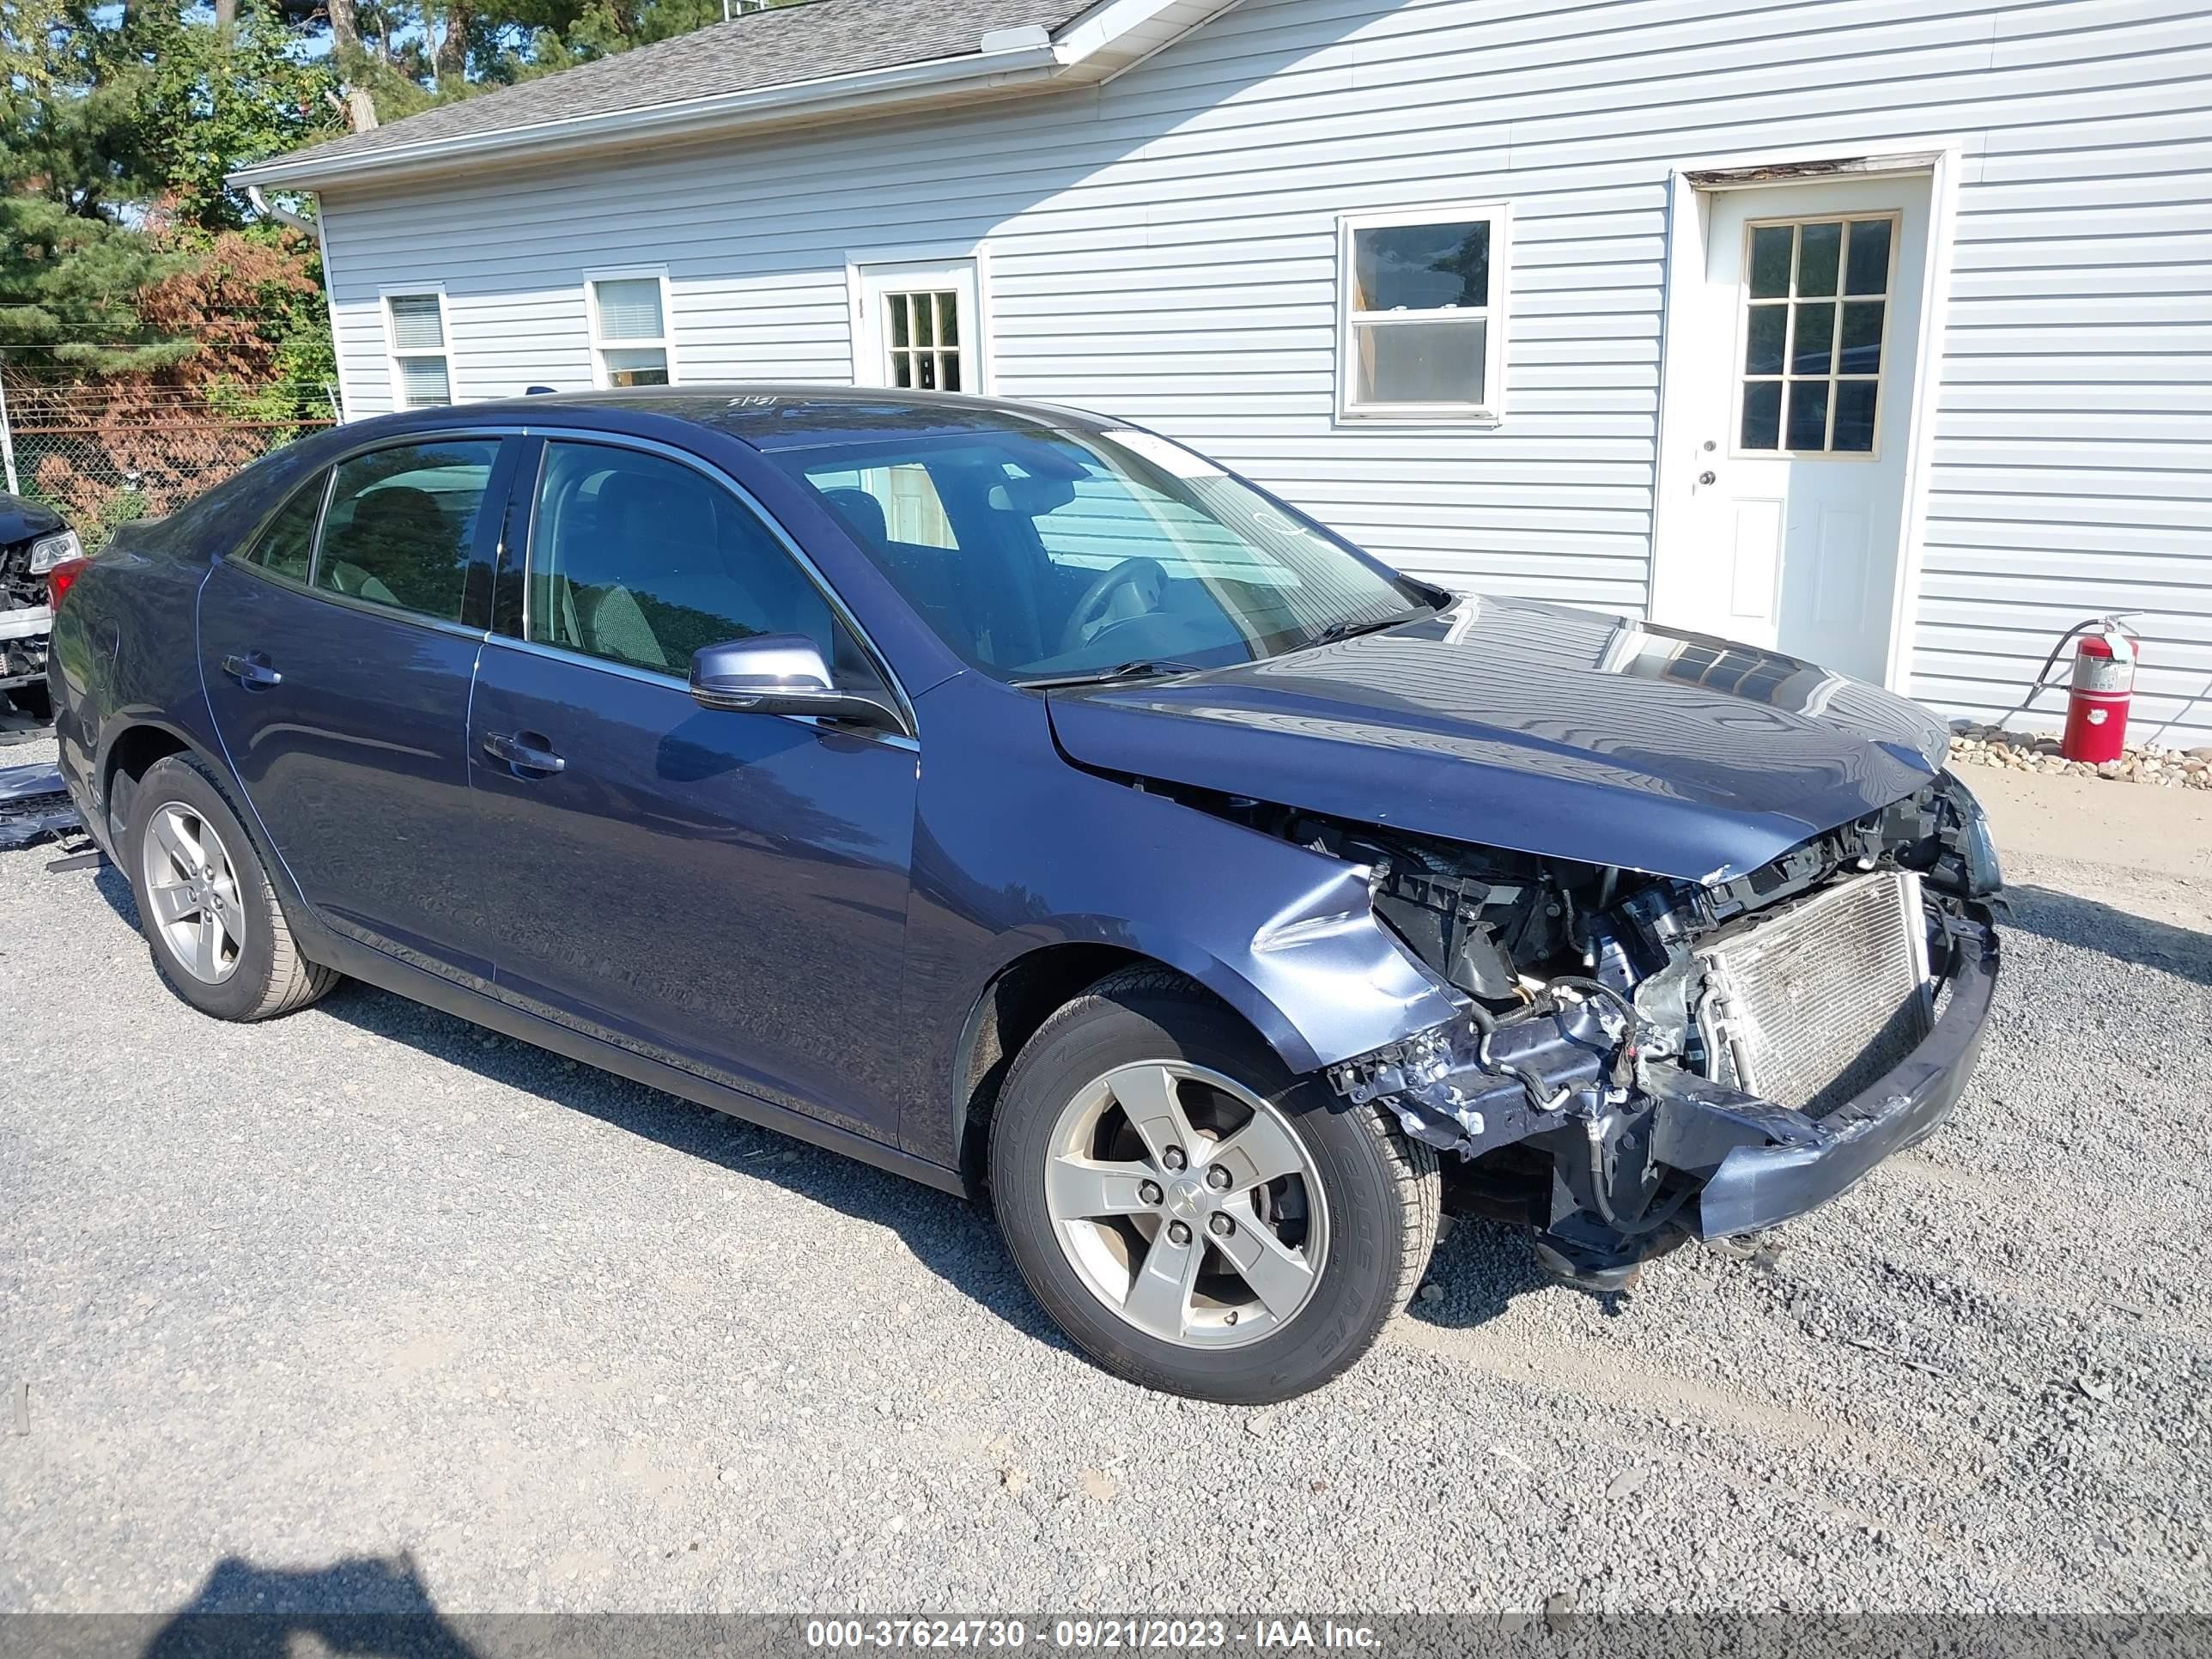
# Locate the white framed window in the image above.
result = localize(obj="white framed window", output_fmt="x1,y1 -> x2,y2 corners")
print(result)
1336,204 -> 1509,423
586,266 -> 677,387
383,289 -> 453,410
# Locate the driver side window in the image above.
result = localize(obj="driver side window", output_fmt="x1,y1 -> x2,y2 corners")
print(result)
527,442 -> 878,688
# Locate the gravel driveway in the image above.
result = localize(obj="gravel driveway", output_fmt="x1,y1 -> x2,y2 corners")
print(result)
3,751 -> 2208,1617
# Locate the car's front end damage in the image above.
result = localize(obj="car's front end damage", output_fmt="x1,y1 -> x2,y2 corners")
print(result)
0,494 -> 80,720
1040,596 -> 2007,1295
1310,775 -> 2002,1290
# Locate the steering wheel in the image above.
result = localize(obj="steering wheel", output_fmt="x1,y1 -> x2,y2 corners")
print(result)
1058,556 -> 1168,654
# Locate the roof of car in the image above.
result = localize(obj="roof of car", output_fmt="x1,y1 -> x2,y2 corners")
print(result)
448,385 -> 1113,452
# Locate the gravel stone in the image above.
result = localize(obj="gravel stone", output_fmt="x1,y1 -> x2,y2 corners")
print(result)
2,735 -> 2208,1613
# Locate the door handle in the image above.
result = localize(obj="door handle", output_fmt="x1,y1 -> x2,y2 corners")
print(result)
1697,470 -> 1718,487
220,653 -> 283,689
482,731 -> 566,775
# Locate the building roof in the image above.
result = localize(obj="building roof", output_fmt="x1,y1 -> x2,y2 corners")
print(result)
233,0 -> 1229,190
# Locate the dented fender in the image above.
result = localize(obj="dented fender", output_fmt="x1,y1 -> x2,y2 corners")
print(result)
901,674 -> 1468,1164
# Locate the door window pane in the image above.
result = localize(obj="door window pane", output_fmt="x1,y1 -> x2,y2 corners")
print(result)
1832,380 -> 1879,453
1796,222 -> 1842,297
1741,380 -> 1783,451
1844,219 -> 1892,295
1838,301 -> 1885,374
246,471 -> 326,582
527,442 -> 839,675
1785,380 -> 1830,452
1736,216 -> 1894,455
1791,301 -> 1836,376
314,440 -> 497,622
1744,305 -> 1786,377
1747,226 -> 1794,299
1352,318 -> 1487,405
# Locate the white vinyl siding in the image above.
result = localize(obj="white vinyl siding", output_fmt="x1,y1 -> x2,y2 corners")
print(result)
319,0 -> 2212,742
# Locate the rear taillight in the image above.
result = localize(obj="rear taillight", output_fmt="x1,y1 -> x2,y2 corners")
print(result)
46,555 -> 90,611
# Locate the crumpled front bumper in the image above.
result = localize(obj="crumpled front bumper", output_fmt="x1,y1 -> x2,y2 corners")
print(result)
1650,905 -> 2000,1242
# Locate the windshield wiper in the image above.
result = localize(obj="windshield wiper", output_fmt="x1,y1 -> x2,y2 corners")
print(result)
1295,605 -> 1439,653
1015,659 -> 1205,690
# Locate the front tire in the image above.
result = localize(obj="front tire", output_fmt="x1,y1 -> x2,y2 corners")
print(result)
990,969 -> 1438,1402
124,752 -> 338,1022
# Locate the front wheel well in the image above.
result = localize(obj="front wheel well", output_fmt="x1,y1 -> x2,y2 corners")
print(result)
953,945 -> 1237,1197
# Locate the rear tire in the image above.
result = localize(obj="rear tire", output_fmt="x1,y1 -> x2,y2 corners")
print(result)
124,752 -> 338,1022
989,968 -> 1438,1402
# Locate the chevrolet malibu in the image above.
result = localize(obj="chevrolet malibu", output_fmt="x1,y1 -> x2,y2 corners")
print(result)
48,388 -> 2002,1402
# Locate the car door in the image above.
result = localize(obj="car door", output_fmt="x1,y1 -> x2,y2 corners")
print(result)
465,435 -> 920,1142
198,433 -> 517,982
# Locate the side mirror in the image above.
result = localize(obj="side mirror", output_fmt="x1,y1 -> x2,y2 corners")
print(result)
689,635 -> 904,731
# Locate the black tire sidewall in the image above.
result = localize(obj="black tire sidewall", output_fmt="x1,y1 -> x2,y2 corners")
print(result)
991,987 -> 1407,1403
125,756 -> 285,1020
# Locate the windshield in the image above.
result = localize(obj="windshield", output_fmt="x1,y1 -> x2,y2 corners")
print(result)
773,424 -> 1428,683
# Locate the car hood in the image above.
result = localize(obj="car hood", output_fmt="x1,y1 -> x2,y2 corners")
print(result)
1042,595 -> 1951,883
0,494 -> 65,550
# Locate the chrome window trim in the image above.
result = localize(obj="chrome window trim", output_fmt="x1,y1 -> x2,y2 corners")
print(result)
509,425 -> 918,741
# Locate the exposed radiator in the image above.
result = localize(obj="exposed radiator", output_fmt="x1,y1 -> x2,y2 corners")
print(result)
1697,870 -> 1933,1115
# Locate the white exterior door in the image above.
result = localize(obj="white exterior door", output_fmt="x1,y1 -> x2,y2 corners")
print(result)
854,259 -> 981,393
1656,178 -> 1929,684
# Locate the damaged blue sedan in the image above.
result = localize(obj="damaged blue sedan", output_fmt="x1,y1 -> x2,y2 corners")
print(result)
47,387 -> 2001,1402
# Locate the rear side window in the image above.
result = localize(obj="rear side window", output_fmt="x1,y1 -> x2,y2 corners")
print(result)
244,472 -> 328,583
314,440 -> 499,623
526,441 -> 847,676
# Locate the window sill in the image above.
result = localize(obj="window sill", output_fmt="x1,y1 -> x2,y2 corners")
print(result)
1334,405 -> 1504,429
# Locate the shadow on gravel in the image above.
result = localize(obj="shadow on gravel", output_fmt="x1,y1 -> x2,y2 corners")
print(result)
315,980 -> 1072,1354
1407,1214 -> 1554,1328
91,860 -> 137,928
142,1553 -> 476,1657
2002,884 -> 2212,985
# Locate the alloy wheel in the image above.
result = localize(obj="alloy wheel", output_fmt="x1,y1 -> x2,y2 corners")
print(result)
141,803 -> 244,985
1043,1061 -> 1329,1349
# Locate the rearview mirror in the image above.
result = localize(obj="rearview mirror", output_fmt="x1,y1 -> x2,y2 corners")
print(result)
689,635 -> 904,731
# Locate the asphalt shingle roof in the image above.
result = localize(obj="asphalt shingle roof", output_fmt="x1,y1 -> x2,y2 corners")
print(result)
274,0 -> 1092,172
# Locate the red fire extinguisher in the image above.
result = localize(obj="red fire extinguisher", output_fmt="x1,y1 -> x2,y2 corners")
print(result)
2060,620 -> 2139,764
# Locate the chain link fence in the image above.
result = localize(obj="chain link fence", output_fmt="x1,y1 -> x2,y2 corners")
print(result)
0,378 -> 338,550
